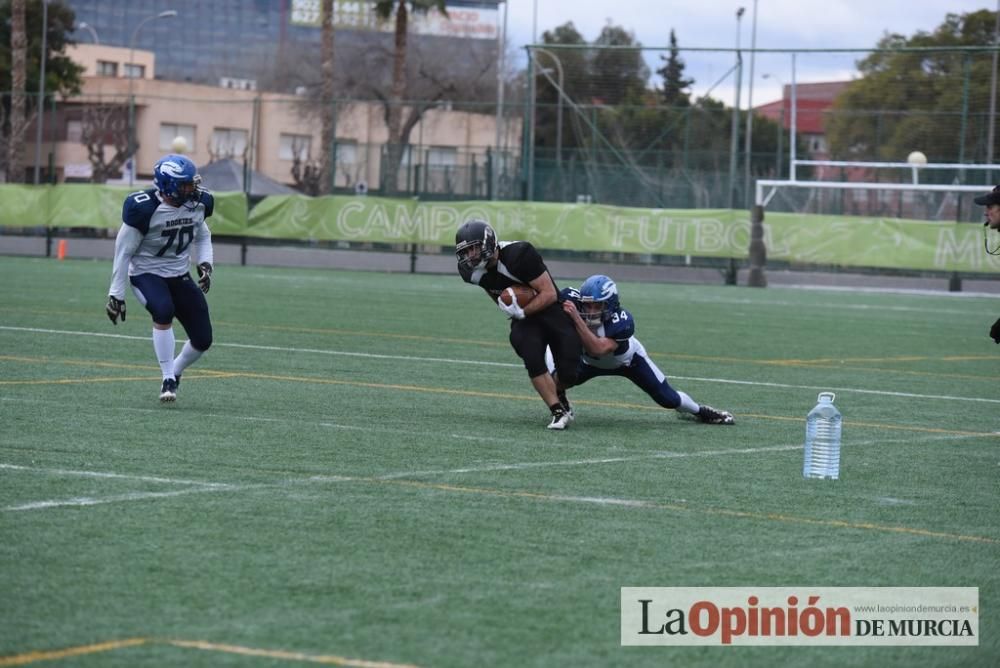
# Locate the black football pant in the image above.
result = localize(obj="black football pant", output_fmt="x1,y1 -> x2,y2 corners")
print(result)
509,303 -> 581,386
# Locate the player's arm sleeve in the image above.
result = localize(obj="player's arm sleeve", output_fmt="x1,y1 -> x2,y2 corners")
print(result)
108,225 -> 143,299
200,190 -> 215,218
607,311 -> 636,354
192,220 -> 214,267
559,287 -> 581,303
507,243 -> 547,284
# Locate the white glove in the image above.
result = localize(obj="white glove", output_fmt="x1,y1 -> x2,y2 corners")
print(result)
497,296 -> 526,320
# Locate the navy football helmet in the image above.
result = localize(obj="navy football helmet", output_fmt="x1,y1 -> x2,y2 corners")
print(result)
578,274 -> 620,326
455,220 -> 497,271
153,154 -> 201,206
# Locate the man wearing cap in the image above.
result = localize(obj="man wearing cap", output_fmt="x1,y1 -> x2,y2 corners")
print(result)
974,185 -> 1000,343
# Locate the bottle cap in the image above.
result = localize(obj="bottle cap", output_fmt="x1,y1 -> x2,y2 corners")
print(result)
817,391 -> 836,403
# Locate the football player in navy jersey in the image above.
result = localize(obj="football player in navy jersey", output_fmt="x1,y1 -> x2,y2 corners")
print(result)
559,274 -> 734,425
456,220 -> 582,429
106,154 -> 215,402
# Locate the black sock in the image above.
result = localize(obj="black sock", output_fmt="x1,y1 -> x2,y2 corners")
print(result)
549,403 -> 564,415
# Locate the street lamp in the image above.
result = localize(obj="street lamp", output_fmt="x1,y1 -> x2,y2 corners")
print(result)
742,0 -> 758,209
127,10 -> 178,185
727,7 -> 745,211
33,0 -> 49,184
532,47 -> 565,168
77,21 -> 99,44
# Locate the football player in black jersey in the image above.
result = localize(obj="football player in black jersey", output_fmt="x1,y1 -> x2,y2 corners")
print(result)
974,185 -> 1000,343
456,220 -> 582,429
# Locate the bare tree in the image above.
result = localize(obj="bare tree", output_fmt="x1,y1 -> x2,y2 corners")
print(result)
80,104 -> 131,183
290,141 -> 322,195
6,0 -> 27,182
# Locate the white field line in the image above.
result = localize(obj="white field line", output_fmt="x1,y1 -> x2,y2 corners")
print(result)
1,325 -> 997,405
0,432 -> 986,513
5,487 -> 236,511
370,444 -> 804,480
0,326 -> 519,368
361,431 -> 985,481
0,462 -> 230,487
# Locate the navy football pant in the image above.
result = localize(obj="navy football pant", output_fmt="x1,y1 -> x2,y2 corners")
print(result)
574,352 -> 682,409
130,272 -> 213,351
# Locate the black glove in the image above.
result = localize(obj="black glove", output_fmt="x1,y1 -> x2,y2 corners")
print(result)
106,296 -> 126,325
196,262 -> 213,294
990,317 -> 1000,344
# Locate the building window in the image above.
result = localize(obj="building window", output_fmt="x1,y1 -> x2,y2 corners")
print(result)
159,123 -> 196,152
96,60 -> 118,77
66,119 -> 83,143
123,63 -> 145,79
427,146 -> 457,167
211,128 -> 248,159
280,133 -> 312,161
336,141 -> 357,165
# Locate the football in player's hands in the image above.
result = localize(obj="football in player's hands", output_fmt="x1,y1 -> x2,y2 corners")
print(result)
499,285 -> 537,309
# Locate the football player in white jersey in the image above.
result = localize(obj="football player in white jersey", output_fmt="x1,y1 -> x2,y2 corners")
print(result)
559,274 -> 734,425
106,154 -> 215,402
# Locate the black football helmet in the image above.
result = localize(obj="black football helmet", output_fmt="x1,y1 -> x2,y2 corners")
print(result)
455,220 -> 497,271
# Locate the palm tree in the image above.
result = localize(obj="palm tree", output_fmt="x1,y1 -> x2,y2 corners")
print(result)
319,0 -> 335,194
7,0 -> 27,182
373,0 -> 447,194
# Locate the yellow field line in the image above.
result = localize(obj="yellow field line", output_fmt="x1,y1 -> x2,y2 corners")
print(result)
0,638 -> 148,666
0,638 -> 419,667
168,639 -> 420,667
372,478 -> 1000,545
2,358 -> 997,439
218,320 -> 509,349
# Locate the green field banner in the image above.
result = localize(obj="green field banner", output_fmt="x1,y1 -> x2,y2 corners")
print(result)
0,184 -> 247,232
764,212 -> 1000,273
245,195 -> 745,255
3,186 -> 999,273
244,195 -> 1000,273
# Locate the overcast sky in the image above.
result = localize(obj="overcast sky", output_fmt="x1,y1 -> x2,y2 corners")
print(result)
501,1 -> 996,106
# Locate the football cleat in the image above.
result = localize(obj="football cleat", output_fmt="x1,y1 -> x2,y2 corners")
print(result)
547,408 -> 571,430
697,405 -> 734,425
159,377 -> 178,403
557,390 -> 575,424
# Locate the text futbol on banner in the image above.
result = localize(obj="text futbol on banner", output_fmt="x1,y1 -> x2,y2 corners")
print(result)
621,587 -> 978,646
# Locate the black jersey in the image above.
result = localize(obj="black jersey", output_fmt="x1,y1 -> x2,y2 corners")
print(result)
458,240 -> 558,300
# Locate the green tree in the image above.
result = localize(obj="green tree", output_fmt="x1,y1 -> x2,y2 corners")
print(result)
535,22 -> 587,154
656,29 -> 693,107
590,22 -> 648,106
0,0 -> 83,182
825,9 -> 999,163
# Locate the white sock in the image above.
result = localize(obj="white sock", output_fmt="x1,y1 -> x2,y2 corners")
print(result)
152,327 -> 176,379
173,341 -> 204,378
675,391 -> 700,415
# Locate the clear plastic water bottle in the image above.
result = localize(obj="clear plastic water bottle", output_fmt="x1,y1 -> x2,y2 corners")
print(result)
804,392 -> 842,480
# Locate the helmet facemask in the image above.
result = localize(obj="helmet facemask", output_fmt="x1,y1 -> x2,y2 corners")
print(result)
578,274 -> 620,328
578,300 -> 606,327
455,221 -> 497,271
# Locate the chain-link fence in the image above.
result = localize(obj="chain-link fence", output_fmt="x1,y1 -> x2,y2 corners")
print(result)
1,42 -> 998,216
524,42 -> 999,213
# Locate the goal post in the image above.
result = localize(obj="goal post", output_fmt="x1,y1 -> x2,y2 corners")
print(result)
747,160 -> 1000,288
